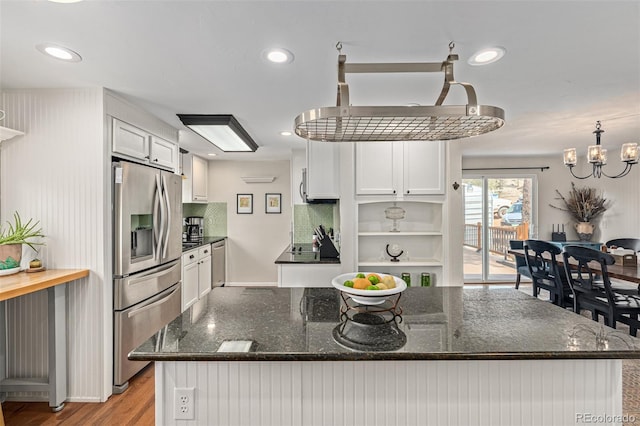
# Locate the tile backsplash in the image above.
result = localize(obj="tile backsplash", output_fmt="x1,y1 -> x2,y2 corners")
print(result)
293,204 -> 335,244
183,202 -> 227,237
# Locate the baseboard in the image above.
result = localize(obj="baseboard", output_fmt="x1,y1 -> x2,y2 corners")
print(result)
224,282 -> 278,287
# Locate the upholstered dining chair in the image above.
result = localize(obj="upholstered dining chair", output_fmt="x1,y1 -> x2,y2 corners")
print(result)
509,240 -> 531,289
524,240 -> 573,309
605,238 -> 640,252
562,245 -> 640,336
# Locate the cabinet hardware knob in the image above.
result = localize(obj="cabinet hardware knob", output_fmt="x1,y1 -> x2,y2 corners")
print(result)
406,190 -> 410,194
393,190 -> 396,194
189,255 -> 195,259
154,158 -> 158,162
145,155 -> 150,159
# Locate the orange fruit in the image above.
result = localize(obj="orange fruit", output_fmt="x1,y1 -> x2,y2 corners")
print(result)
353,278 -> 371,289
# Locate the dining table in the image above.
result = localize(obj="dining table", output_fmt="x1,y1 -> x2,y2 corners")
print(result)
508,247 -> 640,285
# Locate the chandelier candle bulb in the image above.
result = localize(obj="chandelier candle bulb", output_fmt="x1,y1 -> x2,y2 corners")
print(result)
563,148 -> 577,166
621,143 -> 639,163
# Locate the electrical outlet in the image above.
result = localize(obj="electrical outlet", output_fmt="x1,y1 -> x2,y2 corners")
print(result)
174,387 -> 195,420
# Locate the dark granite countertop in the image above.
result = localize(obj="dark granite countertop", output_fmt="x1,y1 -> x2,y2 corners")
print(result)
182,236 -> 226,252
130,287 -> 640,362
275,244 -> 340,264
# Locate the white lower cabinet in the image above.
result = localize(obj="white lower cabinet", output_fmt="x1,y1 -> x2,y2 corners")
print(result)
278,263 -> 342,287
181,245 -> 212,311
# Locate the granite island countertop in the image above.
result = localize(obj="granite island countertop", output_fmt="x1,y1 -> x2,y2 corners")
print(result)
130,286 -> 640,362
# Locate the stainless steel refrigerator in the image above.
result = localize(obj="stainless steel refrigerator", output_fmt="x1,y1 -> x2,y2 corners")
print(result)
112,160 -> 183,392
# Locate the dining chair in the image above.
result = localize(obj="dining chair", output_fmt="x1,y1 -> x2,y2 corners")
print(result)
562,245 -> 640,336
524,240 -> 573,309
605,238 -> 640,252
509,240 -> 531,289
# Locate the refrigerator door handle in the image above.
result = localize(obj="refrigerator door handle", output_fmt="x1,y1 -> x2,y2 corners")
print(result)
154,175 -> 165,261
161,174 -> 171,259
126,285 -> 180,319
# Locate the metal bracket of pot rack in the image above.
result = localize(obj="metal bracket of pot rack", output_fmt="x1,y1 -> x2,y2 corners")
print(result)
294,42 -> 505,142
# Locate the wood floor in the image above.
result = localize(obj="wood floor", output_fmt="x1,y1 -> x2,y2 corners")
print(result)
1,364 -> 154,426
2,348 -> 640,425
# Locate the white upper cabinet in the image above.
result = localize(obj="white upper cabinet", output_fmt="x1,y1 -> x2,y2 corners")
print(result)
356,141 -> 444,196
402,141 -> 445,195
150,135 -> 178,170
182,153 -> 208,203
306,140 -> 340,200
112,117 -> 178,172
355,142 -> 397,195
112,118 -> 149,161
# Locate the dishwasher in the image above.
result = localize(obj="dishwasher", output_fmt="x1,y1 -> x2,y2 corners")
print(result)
212,240 -> 226,287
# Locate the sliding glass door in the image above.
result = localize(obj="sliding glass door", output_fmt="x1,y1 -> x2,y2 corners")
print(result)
463,176 -> 536,283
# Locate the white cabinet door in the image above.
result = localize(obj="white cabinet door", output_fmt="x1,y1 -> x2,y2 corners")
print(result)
403,141 -> 445,195
355,142 -> 397,195
112,118 -> 149,161
182,154 -> 208,203
192,155 -> 208,201
198,245 -> 212,298
307,141 -> 340,199
182,260 -> 199,311
150,135 -> 178,171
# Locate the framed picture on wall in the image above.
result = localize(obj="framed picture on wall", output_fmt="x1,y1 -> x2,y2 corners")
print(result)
237,193 -> 253,214
265,193 -> 282,214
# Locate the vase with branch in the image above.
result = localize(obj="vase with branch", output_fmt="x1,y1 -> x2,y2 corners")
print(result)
549,183 -> 609,241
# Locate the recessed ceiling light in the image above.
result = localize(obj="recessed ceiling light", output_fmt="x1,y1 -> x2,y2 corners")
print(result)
207,153 -> 217,156
36,43 -> 82,62
263,48 -> 294,64
48,0 -> 84,3
280,131 -> 292,136
468,47 -> 506,66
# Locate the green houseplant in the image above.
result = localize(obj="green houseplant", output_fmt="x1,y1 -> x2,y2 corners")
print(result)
549,183 -> 609,241
0,212 -> 45,271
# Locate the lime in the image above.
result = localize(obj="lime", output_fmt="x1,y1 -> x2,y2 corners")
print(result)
343,280 -> 354,288
366,285 -> 379,290
367,275 -> 380,285
356,273 -> 366,279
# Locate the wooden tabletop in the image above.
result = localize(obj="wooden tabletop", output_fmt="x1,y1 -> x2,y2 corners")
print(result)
0,269 -> 89,302
509,249 -> 640,285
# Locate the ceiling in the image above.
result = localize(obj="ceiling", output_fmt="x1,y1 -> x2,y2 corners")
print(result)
1,1 -> 639,161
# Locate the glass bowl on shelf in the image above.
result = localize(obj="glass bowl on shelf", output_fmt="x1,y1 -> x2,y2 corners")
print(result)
384,205 -> 406,232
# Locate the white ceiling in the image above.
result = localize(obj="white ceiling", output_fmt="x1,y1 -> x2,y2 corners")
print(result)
1,0 -> 639,161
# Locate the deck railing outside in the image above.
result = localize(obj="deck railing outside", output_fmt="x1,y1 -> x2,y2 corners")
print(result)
464,222 -> 530,256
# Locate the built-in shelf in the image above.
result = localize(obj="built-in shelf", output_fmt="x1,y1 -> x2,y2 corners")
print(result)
0,126 -> 24,142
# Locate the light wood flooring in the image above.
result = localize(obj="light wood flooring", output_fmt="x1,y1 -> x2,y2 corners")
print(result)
1,364 -> 154,426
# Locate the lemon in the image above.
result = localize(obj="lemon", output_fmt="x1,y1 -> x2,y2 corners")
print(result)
381,275 -> 396,288
343,280 -> 354,288
376,283 -> 388,290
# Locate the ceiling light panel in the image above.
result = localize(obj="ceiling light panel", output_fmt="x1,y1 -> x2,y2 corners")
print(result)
177,114 -> 259,153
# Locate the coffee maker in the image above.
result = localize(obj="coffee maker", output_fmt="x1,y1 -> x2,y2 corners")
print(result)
185,216 -> 204,242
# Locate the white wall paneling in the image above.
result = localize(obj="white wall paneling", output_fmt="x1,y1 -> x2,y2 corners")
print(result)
156,359 -> 622,426
1,89 -> 109,401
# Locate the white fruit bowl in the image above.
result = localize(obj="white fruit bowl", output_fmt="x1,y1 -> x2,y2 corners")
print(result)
331,272 -> 407,305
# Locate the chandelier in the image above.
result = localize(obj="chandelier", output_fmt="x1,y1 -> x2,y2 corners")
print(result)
563,121 -> 638,179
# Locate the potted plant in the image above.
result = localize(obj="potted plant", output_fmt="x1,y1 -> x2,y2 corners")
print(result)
549,183 -> 609,241
0,212 -> 45,273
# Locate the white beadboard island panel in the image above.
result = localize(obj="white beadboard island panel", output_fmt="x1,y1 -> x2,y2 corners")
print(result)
1,88 -> 110,401
155,359 -> 621,426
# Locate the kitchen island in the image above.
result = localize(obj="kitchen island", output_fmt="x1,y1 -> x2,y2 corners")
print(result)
131,286 -> 639,426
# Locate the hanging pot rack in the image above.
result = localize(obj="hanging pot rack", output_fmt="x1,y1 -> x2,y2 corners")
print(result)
294,42 -> 505,142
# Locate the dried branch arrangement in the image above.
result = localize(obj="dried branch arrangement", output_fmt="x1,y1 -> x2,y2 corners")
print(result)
549,183 -> 609,222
